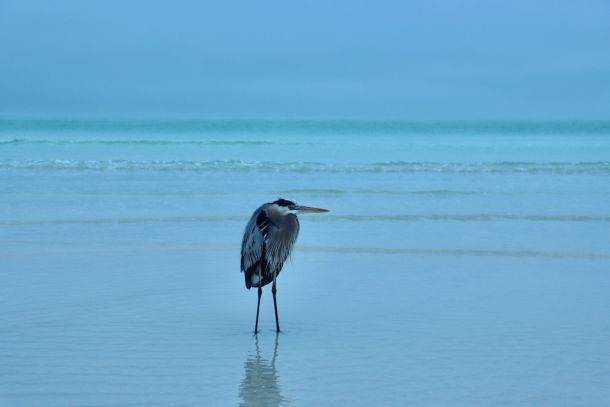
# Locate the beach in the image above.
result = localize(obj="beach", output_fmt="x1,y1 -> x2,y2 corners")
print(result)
1,120 -> 609,406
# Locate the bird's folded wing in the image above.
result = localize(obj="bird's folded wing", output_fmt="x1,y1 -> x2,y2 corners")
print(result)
240,208 -> 269,272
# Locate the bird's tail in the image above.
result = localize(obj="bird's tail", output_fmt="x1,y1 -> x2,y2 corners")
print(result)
244,261 -> 271,289
245,270 -> 252,289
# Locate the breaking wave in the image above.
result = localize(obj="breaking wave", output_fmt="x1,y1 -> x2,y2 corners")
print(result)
1,159 -> 610,174
3,213 -> 609,226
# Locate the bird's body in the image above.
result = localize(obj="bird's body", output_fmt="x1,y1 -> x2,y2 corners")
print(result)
240,198 -> 328,333
241,200 -> 300,289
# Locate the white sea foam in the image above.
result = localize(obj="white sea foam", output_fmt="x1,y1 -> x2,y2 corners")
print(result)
2,158 -> 610,174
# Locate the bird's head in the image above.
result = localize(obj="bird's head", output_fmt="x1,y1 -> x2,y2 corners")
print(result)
271,198 -> 330,216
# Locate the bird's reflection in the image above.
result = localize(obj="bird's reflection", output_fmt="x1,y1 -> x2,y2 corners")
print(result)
239,333 -> 287,406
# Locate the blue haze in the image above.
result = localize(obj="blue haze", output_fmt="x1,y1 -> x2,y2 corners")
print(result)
1,1 -> 610,405
1,0 -> 610,118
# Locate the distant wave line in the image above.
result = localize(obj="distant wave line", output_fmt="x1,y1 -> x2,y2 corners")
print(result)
2,119 -> 610,135
0,138 -> 298,146
0,216 -> 247,225
3,213 -> 610,226
1,189 -> 601,198
3,138 -> 610,150
0,189 -> 487,197
5,241 -> 609,260
2,159 -> 610,174
278,188 -> 482,196
307,214 -> 610,223
297,246 -> 610,259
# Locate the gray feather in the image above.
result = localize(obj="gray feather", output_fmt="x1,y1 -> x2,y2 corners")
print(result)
240,203 -> 300,289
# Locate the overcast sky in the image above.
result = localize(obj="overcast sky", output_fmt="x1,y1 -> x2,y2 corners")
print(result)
1,0 -> 609,119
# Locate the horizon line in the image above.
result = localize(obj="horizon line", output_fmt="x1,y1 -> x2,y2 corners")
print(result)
1,116 -> 610,124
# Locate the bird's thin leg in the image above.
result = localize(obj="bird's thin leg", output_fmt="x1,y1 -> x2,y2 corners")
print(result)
272,271 -> 280,332
255,285 -> 262,334
254,267 -> 263,334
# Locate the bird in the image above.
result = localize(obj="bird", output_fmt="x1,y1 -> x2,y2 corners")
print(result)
241,198 -> 329,333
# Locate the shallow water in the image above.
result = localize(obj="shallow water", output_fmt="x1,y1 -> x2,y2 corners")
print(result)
1,120 -> 610,406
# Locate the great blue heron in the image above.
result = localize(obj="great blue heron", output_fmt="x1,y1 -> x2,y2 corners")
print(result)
241,198 -> 329,333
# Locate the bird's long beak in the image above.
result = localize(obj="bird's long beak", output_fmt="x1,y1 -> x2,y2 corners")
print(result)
293,205 -> 330,214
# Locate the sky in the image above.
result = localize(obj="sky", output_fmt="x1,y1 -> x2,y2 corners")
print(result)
1,0 -> 609,119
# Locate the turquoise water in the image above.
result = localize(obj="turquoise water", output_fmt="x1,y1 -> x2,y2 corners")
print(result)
1,120 -> 610,406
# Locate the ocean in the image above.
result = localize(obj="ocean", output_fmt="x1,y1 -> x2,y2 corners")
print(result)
1,119 -> 609,406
